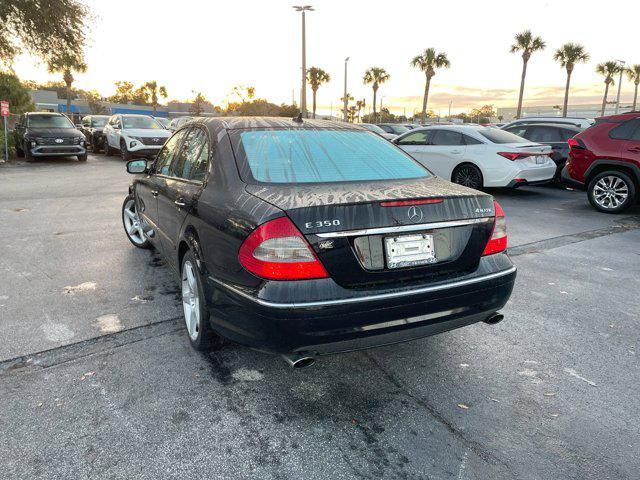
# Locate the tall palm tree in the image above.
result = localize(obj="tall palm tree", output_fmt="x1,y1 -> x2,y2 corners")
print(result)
355,99 -> 366,123
626,64 -> 640,111
363,67 -> 390,123
47,52 -> 87,116
306,67 -> 330,119
510,30 -> 546,118
141,81 -> 168,114
553,43 -> 589,117
410,48 -> 450,123
596,61 -> 621,116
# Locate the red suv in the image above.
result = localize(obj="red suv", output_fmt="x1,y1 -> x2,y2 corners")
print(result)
562,112 -> 640,213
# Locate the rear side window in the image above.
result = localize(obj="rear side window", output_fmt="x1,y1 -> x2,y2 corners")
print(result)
479,128 -> 530,144
610,119 -> 640,140
463,134 -> 483,145
527,126 -> 562,143
559,129 -> 578,141
504,126 -> 527,137
171,128 -> 208,179
431,130 -> 464,146
232,129 -> 429,184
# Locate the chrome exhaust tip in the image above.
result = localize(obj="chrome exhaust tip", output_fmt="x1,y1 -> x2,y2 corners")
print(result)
484,313 -> 504,325
282,353 -> 316,369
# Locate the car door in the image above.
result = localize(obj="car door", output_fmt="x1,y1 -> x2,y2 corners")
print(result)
156,127 -> 209,266
395,130 -> 432,168
620,120 -> 640,166
423,129 -> 466,179
136,130 -> 188,249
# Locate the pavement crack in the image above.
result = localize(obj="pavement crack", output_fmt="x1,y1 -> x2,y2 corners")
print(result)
0,317 -> 182,377
508,215 -> 640,257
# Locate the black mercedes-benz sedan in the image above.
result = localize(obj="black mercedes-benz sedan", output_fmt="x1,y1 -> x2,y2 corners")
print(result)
122,117 -> 516,367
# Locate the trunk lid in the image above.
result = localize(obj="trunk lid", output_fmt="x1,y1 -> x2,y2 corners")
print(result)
246,176 -> 496,288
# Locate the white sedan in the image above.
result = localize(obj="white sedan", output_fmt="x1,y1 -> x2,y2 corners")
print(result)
394,125 -> 556,189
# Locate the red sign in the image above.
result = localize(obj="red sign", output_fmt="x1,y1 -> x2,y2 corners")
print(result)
0,101 -> 8,117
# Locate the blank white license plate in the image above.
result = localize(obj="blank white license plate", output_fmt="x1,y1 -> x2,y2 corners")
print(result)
535,155 -> 547,164
385,234 -> 437,269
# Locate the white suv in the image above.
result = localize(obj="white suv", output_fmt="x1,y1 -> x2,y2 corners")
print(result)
103,114 -> 171,161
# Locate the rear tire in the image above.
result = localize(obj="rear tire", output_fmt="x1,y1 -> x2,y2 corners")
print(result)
452,163 -> 483,190
587,170 -> 636,214
180,250 -> 224,352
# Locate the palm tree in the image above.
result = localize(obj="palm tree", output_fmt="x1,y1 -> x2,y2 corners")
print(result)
410,48 -> 450,123
363,67 -> 390,123
355,99 -> 366,122
553,43 -> 589,117
306,67 -> 330,119
596,61 -> 621,116
141,81 -> 168,114
626,64 -> 640,111
510,30 -> 546,118
47,52 -> 87,116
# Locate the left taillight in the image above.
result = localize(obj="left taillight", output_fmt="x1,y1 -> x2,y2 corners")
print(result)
482,200 -> 507,256
238,216 -> 329,280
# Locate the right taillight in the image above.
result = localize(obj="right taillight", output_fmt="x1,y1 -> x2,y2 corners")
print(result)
238,216 -> 329,281
482,200 -> 507,256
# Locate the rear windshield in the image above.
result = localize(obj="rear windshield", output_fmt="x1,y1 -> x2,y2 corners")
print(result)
479,128 -> 530,144
122,116 -> 162,129
232,129 -> 429,184
27,115 -> 74,128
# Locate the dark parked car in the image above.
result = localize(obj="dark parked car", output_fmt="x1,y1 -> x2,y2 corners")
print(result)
562,112 -> 640,213
13,112 -> 87,161
122,118 -> 516,367
502,122 -> 583,179
377,123 -> 410,136
78,115 -> 110,153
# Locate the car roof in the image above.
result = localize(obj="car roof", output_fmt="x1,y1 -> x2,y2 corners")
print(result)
506,122 -> 582,131
597,111 -> 640,122
27,112 -> 63,116
120,113 -> 154,118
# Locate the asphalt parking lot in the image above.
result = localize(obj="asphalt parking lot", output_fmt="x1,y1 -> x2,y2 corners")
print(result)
1,154 -> 639,480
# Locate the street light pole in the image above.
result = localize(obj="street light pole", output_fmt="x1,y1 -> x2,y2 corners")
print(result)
343,57 -> 350,122
614,59 -> 626,114
294,5 -> 313,118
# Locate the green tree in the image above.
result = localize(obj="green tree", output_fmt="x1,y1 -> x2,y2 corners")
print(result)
306,67 -> 330,119
626,64 -> 640,111
596,61 -> 621,116
553,43 -> 589,117
188,92 -> 210,115
84,90 -> 107,114
278,103 -> 300,117
363,67 -> 390,123
510,30 -> 546,119
139,81 -> 167,114
410,48 -> 450,123
0,0 -> 89,66
0,72 -> 34,114
339,93 -> 354,122
469,105 -> 497,123
355,99 -> 366,122
46,51 -> 87,115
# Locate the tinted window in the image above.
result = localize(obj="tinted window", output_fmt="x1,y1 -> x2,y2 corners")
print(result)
610,119 -> 640,140
396,130 -> 431,145
92,117 -> 108,127
504,126 -> 527,137
389,125 -> 409,134
378,125 -> 393,133
27,115 -> 74,128
233,129 -> 428,184
155,131 -> 187,175
527,126 -> 562,143
431,130 -> 464,146
170,128 -> 208,180
122,116 -> 162,129
559,129 -> 578,142
463,134 -> 483,145
479,129 -> 530,144
361,124 -> 386,135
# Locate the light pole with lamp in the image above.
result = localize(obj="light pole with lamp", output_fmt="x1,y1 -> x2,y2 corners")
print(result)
614,59 -> 626,114
293,5 -> 313,118
343,57 -> 350,122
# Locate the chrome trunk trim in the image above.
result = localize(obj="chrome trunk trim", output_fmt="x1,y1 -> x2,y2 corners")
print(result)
314,217 -> 492,238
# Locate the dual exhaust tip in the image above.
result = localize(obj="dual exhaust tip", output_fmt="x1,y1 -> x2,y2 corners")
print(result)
281,312 -> 504,369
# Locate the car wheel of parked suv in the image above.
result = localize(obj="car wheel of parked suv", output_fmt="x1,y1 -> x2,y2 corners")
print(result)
587,170 -> 636,213
104,140 -> 113,156
121,195 -> 152,249
78,153 -> 87,162
181,250 -> 224,351
120,140 -> 132,162
24,141 -> 33,161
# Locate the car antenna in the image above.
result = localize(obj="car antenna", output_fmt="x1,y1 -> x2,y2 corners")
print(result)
292,113 -> 303,124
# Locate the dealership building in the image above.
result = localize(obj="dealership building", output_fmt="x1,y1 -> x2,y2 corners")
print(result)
497,102 -> 636,121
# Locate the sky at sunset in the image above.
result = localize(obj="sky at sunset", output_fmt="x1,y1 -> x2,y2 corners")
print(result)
11,0 -> 640,115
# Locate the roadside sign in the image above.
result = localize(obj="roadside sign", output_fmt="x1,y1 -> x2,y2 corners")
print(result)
0,101 -> 8,117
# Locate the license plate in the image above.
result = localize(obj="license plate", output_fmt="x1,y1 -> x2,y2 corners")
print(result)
385,234 -> 436,269
535,155 -> 547,164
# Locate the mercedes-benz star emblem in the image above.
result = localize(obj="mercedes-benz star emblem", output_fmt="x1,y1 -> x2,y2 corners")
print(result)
407,205 -> 424,222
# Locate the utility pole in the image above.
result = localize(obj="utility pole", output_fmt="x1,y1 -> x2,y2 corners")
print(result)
343,57 -> 350,122
614,59 -> 626,114
448,100 -> 452,118
294,6 -> 313,118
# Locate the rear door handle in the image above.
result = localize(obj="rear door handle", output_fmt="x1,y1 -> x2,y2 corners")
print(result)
174,198 -> 187,207
450,150 -> 462,154
628,146 -> 640,153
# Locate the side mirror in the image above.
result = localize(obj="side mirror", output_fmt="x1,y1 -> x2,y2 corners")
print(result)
126,159 -> 149,174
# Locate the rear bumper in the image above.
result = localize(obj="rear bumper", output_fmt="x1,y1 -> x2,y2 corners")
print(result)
561,165 -> 586,189
204,254 -> 516,355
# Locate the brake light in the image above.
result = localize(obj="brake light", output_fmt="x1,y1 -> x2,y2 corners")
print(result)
238,216 -> 328,280
482,201 -> 507,256
380,198 -> 444,207
497,151 -> 551,161
567,138 -> 585,150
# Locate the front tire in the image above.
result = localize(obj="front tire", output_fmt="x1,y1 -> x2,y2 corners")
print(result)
122,194 -> 152,248
120,140 -> 132,162
452,163 -> 483,190
181,250 -> 223,351
24,141 -> 33,161
104,139 -> 113,156
587,170 -> 636,213
78,153 -> 87,162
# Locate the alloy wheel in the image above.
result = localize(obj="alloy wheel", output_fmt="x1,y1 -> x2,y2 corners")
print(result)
122,198 -> 146,245
454,166 -> 482,189
592,175 -> 629,210
181,261 -> 200,341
